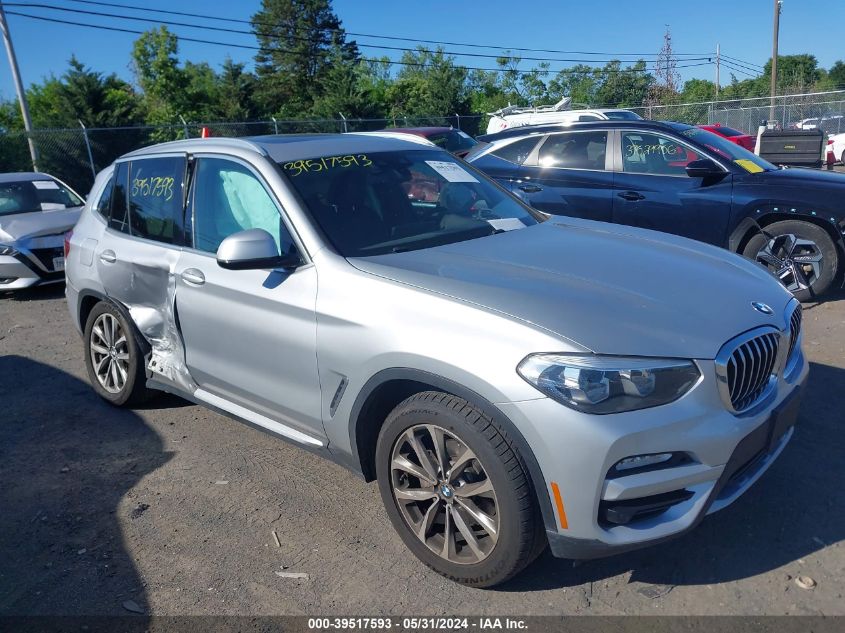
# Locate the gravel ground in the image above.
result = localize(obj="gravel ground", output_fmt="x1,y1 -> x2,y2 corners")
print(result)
1,283 -> 843,616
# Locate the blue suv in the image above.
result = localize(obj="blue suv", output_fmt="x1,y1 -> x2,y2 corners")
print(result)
466,120 -> 845,301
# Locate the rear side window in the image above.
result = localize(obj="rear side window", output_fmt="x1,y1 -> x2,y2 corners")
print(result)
94,174 -> 114,219
109,162 -> 130,233
603,111 -> 641,120
490,137 -> 541,165
538,131 -> 608,170
128,157 -> 186,244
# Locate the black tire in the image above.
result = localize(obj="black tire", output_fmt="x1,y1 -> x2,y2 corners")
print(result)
742,220 -> 839,302
83,301 -> 153,407
375,391 -> 545,587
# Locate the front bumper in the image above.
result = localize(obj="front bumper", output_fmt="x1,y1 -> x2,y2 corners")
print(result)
0,240 -> 65,290
498,351 -> 809,560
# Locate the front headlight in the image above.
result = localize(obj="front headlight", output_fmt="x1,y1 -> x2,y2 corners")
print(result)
517,354 -> 700,414
0,243 -> 19,257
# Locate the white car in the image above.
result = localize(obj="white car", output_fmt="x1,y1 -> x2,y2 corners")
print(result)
486,98 -> 641,135
795,115 -> 845,132
827,132 -> 845,164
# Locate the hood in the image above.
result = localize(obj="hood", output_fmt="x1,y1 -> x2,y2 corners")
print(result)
0,207 -> 82,243
350,219 -> 794,359
755,166 -> 845,187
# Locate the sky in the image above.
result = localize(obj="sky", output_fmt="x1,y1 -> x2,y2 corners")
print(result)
0,0 -> 842,103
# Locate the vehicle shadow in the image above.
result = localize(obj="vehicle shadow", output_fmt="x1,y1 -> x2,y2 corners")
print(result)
500,360 -> 845,592
2,283 -> 66,302
0,355 -> 170,616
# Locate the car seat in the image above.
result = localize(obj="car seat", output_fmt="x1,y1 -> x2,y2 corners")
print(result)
323,171 -> 389,253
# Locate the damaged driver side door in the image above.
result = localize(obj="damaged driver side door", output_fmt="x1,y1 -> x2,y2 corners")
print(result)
94,154 -> 189,386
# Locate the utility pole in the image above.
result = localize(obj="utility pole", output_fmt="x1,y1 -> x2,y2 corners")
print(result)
770,0 -> 782,122
0,2 -> 38,171
715,43 -> 720,98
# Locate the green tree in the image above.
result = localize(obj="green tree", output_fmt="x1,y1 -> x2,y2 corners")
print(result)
594,60 -> 653,107
681,78 -> 718,103
214,58 -> 259,121
310,45 -> 385,123
251,0 -> 358,115
547,64 -> 601,106
387,47 -> 469,124
828,61 -> 845,89
763,54 -> 823,93
131,26 -> 186,126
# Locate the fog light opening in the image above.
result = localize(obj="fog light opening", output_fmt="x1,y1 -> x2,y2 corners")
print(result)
600,489 -> 694,526
614,453 -> 674,473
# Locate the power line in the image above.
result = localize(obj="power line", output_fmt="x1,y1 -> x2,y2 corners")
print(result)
59,0 -> 713,59
721,53 -> 764,69
3,9 -> 715,75
2,3 -> 715,64
719,55 -> 764,74
721,61 -> 760,78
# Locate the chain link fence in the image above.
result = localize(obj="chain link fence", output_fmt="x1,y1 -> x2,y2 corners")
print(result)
629,90 -> 845,134
0,115 -> 483,196
4,92 -> 845,197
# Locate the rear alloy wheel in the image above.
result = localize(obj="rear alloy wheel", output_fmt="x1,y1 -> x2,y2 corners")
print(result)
743,220 -> 839,302
83,301 -> 153,407
376,391 -> 544,587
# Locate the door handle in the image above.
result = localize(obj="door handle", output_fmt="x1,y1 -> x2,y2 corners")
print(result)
98,249 -> 116,264
518,184 -> 543,193
181,268 -> 205,286
617,191 -> 646,201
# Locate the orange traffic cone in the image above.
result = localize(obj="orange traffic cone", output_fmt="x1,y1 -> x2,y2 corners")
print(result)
201,127 -> 210,138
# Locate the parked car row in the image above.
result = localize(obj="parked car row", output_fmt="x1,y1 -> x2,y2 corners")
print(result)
0,116 -> 830,587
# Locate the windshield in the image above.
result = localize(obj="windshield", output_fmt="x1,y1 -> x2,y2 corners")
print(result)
280,149 -> 542,256
603,111 -> 642,120
679,127 -> 775,173
0,178 -> 84,217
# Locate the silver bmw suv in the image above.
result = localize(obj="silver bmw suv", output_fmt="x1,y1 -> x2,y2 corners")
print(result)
65,134 -> 807,587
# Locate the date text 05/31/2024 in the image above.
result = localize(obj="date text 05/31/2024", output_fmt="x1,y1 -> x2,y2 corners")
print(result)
307,617 -> 528,630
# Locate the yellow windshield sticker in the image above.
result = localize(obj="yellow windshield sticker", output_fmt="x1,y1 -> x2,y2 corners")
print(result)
734,159 -> 764,173
283,154 -> 372,177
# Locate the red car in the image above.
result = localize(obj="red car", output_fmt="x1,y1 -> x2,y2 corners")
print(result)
386,127 -> 478,158
698,124 -> 756,152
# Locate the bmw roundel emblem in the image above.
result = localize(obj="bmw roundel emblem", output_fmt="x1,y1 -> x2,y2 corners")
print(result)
752,301 -> 774,315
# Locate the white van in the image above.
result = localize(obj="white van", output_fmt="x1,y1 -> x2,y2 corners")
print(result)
485,98 -> 642,135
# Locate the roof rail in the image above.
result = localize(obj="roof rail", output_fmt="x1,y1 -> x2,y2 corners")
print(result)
122,136 -> 269,159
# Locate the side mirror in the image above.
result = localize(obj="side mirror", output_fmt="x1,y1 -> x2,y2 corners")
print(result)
685,158 -> 725,179
216,228 -> 301,271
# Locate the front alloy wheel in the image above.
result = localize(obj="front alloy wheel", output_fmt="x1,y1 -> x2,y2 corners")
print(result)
742,220 -> 839,302
376,391 -> 544,587
391,424 -> 499,564
755,233 -> 823,294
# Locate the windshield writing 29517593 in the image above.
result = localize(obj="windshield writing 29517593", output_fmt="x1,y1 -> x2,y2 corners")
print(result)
131,176 -> 175,201
283,154 -> 373,177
